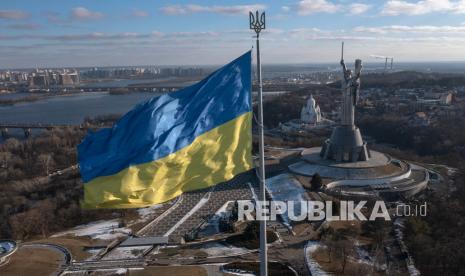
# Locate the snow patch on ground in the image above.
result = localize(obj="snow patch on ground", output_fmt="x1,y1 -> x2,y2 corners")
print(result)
127,203 -> 166,229
223,269 -> 255,276
84,248 -> 102,261
394,218 -> 421,276
266,173 -> 309,228
354,240 -> 373,265
102,246 -> 151,260
445,166 -> 458,176
305,241 -> 330,276
115,268 -> 128,274
340,190 -> 372,196
80,268 -> 128,275
136,204 -> 164,221
201,242 -> 251,257
52,219 -> 131,240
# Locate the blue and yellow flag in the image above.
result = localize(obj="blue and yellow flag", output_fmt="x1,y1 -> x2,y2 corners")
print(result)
78,52 -> 252,209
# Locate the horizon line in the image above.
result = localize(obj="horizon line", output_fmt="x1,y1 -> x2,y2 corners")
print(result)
3,60 -> 465,71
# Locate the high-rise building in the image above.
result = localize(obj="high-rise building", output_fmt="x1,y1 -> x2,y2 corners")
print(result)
58,70 -> 80,86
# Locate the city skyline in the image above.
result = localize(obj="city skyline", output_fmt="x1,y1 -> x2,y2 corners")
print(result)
2,0 -> 465,68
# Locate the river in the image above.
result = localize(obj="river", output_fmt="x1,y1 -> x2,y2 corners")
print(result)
0,92 -> 159,141
0,92 -> 158,125
0,89 -> 289,125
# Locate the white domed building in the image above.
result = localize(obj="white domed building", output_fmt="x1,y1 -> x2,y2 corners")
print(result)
301,95 -> 322,125
277,95 -> 334,133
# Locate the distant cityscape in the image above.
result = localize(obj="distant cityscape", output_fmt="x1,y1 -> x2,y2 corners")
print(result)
81,66 -> 206,80
0,66 -> 208,93
3,61 -> 465,95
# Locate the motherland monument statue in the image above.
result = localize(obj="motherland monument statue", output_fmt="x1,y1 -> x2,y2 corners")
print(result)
320,42 -> 370,162
340,46 -> 362,126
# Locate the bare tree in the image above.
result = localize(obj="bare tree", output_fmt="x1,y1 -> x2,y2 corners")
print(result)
0,152 -> 12,169
37,153 -> 54,175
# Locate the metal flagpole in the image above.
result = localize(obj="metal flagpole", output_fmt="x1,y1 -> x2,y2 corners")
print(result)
249,10 -> 267,276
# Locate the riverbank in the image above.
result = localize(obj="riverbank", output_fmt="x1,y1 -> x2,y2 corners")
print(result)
0,91 -> 88,106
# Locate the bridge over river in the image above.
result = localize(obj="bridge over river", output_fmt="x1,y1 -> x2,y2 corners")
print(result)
0,123 -> 104,138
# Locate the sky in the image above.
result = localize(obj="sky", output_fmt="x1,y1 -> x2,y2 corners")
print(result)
1,0 -> 465,68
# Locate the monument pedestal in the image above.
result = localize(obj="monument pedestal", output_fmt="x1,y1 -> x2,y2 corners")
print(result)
320,125 -> 370,162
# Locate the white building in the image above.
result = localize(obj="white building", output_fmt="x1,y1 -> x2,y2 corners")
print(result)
300,95 -> 322,124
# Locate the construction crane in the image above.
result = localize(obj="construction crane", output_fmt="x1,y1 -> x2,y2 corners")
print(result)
370,54 -> 394,71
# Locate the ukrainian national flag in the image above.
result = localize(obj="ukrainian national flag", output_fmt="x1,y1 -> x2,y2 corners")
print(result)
78,52 -> 253,209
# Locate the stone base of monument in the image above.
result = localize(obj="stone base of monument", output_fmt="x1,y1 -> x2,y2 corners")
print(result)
288,147 -> 429,200
320,125 -> 370,162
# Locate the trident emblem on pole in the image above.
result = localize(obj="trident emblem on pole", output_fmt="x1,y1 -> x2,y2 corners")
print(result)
249,11 -> 265,36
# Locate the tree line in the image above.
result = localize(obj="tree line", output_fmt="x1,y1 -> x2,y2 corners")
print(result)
0,125 -> 118,240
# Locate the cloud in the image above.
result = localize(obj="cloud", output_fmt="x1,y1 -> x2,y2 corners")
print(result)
287,28 -> 376,41
43,11 -> 65,24
0,31 -> 230,42
381,0 -> 465,16
131,9 -> 150,17
151,31 -> 164,37
160,4 -> 266,15
0,10 -> 29,20
6,26 -> 465,68
289,27 -> 324,35
6,23 -> 40,30
50,32 -> 155,41
159,6 -> 187,15
71,7 -> 104,20
354,25 -> 465,34
0,32 -> 150,41
297,0 -> 340,15
282,6 -> 291,12
170,31 -> 220,37
349,3 -> 371,15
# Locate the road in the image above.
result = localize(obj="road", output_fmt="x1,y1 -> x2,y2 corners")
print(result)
20,243 -> 72,276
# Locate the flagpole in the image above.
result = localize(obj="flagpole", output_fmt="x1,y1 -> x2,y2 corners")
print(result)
249,10 -> 267,276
